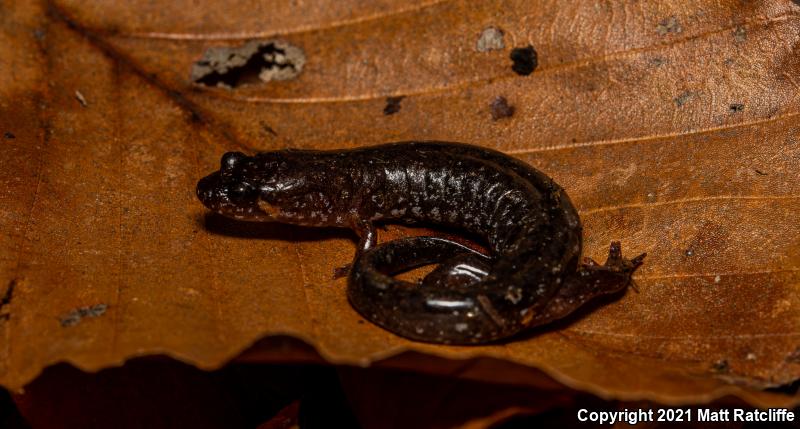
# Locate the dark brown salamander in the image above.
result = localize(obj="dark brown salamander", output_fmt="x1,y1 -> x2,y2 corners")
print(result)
197,142 -> 645,344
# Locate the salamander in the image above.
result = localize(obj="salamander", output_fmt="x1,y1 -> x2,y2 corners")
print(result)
196,142 -> 645,344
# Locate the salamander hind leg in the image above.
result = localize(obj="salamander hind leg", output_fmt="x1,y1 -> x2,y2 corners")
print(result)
576,241 -> 645,296
601,241 -> 646,273
421,252 -> 492,290
530,241 -> 646,326
598,240 -> 646,292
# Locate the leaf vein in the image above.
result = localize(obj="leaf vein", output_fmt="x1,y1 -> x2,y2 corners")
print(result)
579,195 -> 800,216
569,330 -> 800,341
508,110 -> 800,154
638,268 -> 800,281
124,0 -> 450,41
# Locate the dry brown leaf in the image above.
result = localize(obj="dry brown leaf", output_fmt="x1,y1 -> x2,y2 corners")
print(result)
1,0 -> 799,407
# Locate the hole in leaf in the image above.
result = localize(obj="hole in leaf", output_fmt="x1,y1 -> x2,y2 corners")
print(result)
191,40 -> 306,89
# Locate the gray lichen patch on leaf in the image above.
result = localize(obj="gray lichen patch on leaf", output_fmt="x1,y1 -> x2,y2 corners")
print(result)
656,16 -> 682,35
59,304 -> 108,327
476,27 -> 505,52
190,40 -> 306,88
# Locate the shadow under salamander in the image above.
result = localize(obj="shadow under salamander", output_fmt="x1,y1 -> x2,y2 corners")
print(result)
199,211 -> 631,344
199,212 -> 354,244
503,291 -> 631,345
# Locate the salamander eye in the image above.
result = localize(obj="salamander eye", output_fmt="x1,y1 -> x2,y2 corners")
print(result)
227,182 -> 253,200
221,152 -> 247,172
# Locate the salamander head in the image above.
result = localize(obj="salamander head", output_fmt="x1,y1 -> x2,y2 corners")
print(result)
197,151 -> 301,221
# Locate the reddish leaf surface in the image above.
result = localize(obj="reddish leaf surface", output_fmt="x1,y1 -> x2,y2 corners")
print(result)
1,0 -> 799,408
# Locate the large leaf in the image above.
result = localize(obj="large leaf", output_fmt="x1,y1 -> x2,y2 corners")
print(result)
1,0 -> 798,408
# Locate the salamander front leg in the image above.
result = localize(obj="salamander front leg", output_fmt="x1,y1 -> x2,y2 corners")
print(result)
353,218 -> 378,253
333,217 -> 377,279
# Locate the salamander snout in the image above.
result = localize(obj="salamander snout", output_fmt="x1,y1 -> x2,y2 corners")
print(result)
196,171 -> 224,211
196,157 -> 264,220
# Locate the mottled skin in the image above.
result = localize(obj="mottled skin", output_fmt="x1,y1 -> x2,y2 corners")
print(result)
197,142 -> 645,344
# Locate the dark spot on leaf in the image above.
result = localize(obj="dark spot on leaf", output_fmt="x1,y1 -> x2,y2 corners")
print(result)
711,359 -> 729,373
60,303 -> 109,327
673,91 -> 695,107
490,96 -> 514,120
384,96 -> 404,115
191,40 -> 306,89
0,279 -> 17,321
729,103 -> 744,113
510,45 -> 538,76
787,347 -> 800,364
733,26 -> 747,43
260,121 -> 278,137
656,16 -> 681,35
3,132 -> 15,139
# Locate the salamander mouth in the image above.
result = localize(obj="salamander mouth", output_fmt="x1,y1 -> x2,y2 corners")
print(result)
196,172 -> 223,211
217,204 -> 266,220
196,171 -> 272,221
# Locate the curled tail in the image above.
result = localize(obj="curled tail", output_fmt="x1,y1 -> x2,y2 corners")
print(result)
347,237 -> 645,344
347,236 -> 526,344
